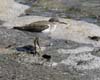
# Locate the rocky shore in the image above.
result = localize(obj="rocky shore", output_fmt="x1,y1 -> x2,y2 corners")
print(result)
0,0 -> 100,80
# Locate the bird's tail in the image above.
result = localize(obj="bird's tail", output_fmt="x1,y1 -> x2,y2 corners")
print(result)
59,21 -> 67,25
13,27 -> 24,30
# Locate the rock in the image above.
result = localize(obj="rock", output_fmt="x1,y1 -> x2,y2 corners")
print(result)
3,15 -> 100,47
57,46 -> 94,54
15,45 -> 37,54
0,27 -> 36,48
49,19 -> 100,47
3,16 -> 49,29
0,0 -> 29,21
1,0 -> 100,80
88,36 -> 100,41
42,54 -> 51,61
0,20 -> 5,25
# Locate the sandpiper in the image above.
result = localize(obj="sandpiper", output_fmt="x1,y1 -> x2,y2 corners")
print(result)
13,17 -> 67,47
13,17 -> 67,34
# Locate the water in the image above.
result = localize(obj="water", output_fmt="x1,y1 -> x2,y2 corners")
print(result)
16,0 -> 100,26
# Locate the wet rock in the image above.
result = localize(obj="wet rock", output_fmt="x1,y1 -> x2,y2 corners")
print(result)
42,54 -> 51,61
0,0 -> 29,21
91,47 -> 100,57
15,45 -> 36,54
1,0 -> 100,80
88,36 -> 100,41
0,20 -> 5,25
0,27 -> 37,48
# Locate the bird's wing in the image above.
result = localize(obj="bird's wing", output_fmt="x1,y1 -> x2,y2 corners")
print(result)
13,21 -> 49,32
25,21 -> 50,32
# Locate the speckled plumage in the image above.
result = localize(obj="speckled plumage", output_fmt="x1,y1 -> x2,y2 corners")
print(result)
13,17 -> 67,33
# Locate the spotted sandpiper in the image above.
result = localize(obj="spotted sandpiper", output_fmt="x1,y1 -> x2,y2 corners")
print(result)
13,17 -> 67,34
13,17 -> 67,47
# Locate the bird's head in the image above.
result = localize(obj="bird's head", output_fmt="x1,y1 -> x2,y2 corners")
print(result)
48,17 -> 59,23
49,17 -> 67,25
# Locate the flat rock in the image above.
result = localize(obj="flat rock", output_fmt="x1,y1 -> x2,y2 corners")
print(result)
0,27 -> 37,48
0,0 -> 29,21
1,0 -> 100,80
3,16 -> 100,47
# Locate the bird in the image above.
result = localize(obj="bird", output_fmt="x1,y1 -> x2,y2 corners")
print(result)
13,17 -> 67,47
13,17 -> 67,34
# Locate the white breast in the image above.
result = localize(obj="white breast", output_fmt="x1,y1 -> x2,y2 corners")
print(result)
42,24 -> 51,33
42,24 -> 57,33
50,24 -> 57,32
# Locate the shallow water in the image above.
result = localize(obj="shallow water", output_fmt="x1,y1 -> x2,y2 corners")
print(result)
16,0 -> 100,26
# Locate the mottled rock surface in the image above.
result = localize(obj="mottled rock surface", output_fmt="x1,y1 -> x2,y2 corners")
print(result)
0,0 -> 100,80
0,0 -> 29,21
0,27 -> 100,80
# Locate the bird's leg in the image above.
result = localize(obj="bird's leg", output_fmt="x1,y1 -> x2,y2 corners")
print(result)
36,37 -> 41,49
33,38 -> 37,55
34,37 -> 42,56
34,37 -> 38,55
